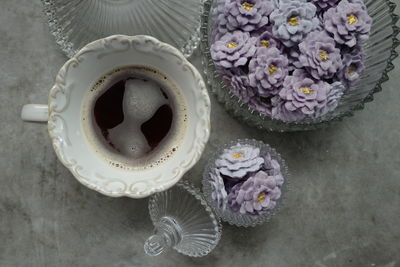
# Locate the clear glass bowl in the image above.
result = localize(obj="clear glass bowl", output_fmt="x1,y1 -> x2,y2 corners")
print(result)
144,181 -> 222,257
200,0 -> 400,131
42,0 -> 204,58
202,139 -> 290,227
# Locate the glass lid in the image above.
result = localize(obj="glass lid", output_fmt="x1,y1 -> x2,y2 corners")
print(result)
42,0 -> 204,58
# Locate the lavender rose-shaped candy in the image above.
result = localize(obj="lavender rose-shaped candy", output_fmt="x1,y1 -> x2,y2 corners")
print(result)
228,171 -> 282,215
277,69 -> 330,118
270,0 -> 319,47
229,74 -> 256,104
324,0 -> 372,47
313,81 -> 346,118
211,0 -> 229,41
253,27 -> 283,52
249,47 -> 289,95
271,95 -> 307,122
216,143 -> 264,179
262,152 -> 281,176
209,171 -> 228,211
298,31 -> 343,80
222,0 -> 274,32
310,0 -> 340,11
211,31 -> 257,69
338,49 -> 365,87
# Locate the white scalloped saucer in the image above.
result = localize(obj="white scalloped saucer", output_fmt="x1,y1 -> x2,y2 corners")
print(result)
31,35 -> 210,198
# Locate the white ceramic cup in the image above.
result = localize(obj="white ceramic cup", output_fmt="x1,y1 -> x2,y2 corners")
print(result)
21,35 -> 211,198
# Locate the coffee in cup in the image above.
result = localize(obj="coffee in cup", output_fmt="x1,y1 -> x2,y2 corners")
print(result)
82,65 -> 188,170
20,35 -> 210,198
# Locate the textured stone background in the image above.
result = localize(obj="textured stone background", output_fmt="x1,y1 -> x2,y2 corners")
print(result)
1,0 -> 399,266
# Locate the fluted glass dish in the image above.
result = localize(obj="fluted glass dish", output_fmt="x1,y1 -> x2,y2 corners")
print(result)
202,139 -> 289,227
200,0 -> 399,131
144,181 -> 222,257
42,0 -> 204,58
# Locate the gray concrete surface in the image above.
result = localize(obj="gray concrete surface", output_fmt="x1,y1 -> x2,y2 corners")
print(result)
1,0 -> 400,266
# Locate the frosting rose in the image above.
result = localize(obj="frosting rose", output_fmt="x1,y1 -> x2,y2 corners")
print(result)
228,171 -> 283,215
270,0 -> 319,47
298,31 -> 343,80
211,31 -> 257,68
249,47 -> 289,95
215,143 -> 264,179
324,0 -> 372,47
222,0 -> 274,32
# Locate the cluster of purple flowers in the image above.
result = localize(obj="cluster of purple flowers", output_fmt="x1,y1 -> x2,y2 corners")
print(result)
209,143 -> 284,215
210,0 -> 372,122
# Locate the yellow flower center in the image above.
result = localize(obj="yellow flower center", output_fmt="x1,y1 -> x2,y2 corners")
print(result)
257,193 -> 266,203
242,2 -> 254,11
268,64 -> 278,75
319,50 -> 329,61
288,16 -> 300,26
226,42 -> 238,48
348,65 -> 357,77
260,40 -> 270,47
301,87 -> 314,94
232,152 -> 244,159
347,14 -> 358,25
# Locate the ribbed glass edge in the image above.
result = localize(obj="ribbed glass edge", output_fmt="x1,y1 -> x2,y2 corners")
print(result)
201,139 -> 290,227
148,180 -> 222,257
41,0 -> 204,58
200,0 -> 400,132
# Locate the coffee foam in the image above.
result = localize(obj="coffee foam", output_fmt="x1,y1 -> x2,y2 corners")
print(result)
82,66 -> 188,171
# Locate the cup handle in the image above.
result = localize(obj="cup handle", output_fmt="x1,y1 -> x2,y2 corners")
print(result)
21,104 -> 49,122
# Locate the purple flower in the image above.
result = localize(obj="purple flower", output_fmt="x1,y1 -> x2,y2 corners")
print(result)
286,46 -> 303,71
222,0 -> 274,32
271,95 -> 307,122
215,143 -> 264,179
227,171 -> 282,215
313,81 -> 346,118
211,31 -> 257,68
324,0 -> 372,47
277,69 -> 330,118
229,73 -> 256,104
249,47 -> 289,95
253,27 -> 283,52
338,49 -> 365,87
298,31 -> 343,80
270,0 -> 319,47
209,171 -> 228,211
211,0 -> 229,42
310,0 -> 340,11
262,152 -> 282,176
